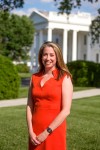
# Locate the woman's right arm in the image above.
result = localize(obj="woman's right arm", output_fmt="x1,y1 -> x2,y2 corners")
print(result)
26,79 -> 33,134
26,77 -> 41,145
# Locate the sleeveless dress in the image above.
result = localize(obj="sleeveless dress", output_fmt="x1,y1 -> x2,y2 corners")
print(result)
29,69 -> 67,150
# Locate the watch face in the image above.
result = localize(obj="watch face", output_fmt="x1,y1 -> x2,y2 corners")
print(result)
47,127 -> 52,134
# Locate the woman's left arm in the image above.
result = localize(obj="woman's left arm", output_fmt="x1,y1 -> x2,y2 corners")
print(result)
37,75 -> 73,142
47,75 -> 73,131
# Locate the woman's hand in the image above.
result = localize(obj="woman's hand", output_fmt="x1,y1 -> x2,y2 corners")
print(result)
36,130 -> 49,143
29,130 -> 41,146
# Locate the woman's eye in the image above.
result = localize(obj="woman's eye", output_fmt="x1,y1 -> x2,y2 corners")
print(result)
50,54 -> 54,57
43,54 -> 47,56
42,53 -> 55,57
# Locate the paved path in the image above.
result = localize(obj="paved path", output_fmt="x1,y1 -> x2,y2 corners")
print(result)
0,88 -> 100,108
73,88 -> 100,99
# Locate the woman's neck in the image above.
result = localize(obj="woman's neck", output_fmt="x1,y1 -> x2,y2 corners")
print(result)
44,67 -> 56,75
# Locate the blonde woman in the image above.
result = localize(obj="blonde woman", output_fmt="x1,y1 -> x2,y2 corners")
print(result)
26,41 -> 73,150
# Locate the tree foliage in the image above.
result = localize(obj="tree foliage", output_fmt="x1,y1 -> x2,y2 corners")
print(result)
54,0 -> 99,14
0,0 -> 24,11
54,0 -> 100,43
90,10 -> 100,44
0,11 -> 34,61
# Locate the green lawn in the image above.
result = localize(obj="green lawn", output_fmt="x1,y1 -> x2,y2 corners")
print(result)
0,106 -> 28,150
73,86 -> 95,91
18,73 -> 31,78
67,96 -> 100,150
0,96 -> 100,150
18,86 -> 28,98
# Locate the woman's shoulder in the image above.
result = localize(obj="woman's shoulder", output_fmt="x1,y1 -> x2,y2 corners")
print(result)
31,71 -> 42,84
60,71 -> 72,83
32,71 -> 42,78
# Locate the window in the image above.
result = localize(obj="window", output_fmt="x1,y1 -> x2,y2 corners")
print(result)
97,38 -> 99,44
84,35 -> 87,45
56,38 -> 59,44
83,54 -> 86,60
96,53 -> 99,63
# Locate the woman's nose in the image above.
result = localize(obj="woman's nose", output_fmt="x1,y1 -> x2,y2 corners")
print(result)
46,55 -> 50,60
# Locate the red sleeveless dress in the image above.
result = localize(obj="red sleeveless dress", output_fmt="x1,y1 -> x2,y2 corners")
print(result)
29,69 -> 67,150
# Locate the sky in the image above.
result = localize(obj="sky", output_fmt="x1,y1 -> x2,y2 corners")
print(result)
11,0 -> 100,17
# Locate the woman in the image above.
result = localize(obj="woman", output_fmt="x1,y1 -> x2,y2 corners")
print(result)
26,41 -> 73,150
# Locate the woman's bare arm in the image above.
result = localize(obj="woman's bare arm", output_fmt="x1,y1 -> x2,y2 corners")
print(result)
48,75 -> 73,131
26,80 -> 33,133
26,78 -> 41,145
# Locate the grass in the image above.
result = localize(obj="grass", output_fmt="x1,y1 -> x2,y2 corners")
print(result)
0,106 -> 28,150
67,96 -> 100,150
73,86 -> 95,91
18,73 -> 31,78
18,86 -> 28,98
0,96 -> 100,150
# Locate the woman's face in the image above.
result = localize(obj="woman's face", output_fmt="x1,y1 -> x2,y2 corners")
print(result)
42,46 -> 57,70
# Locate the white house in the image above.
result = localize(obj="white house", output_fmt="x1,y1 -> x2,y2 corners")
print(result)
30,9 -> 100,72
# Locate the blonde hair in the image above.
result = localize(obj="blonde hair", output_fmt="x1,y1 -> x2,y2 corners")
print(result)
38,41 -> 72,79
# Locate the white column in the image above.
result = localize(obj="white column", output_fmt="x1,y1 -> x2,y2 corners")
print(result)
47,28 -> 52,41
63,29 -> 68,64
87,34 -> 91,61
39,30 -> 43,47
30,33 -> 36,72
72,30 -> 78,61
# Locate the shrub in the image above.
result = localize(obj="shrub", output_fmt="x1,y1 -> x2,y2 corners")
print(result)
0,55 -> 20,100
67,60 -> 98,87
16,63 -> 30,73
94,63 -> 100,87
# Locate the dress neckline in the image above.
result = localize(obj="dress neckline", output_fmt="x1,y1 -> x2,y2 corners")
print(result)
39,68 -> 59,88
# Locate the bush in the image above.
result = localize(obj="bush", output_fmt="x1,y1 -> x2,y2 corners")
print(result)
94,63 -> 100,87
16,64 -> 30,73
0,55 -> 20,100
67,60 -> 99,87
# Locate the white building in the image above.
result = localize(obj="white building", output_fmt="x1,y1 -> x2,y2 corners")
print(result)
30,9 -> 100,72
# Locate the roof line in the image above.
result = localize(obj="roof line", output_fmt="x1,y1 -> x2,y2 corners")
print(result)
30,9 -> 48,20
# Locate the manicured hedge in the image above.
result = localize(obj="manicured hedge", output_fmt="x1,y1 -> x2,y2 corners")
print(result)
94,63 -> 100,87
67,60 -> 100,87
0,55 -> 20,100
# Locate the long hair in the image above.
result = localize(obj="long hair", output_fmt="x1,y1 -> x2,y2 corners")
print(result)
38,41 -> 72,79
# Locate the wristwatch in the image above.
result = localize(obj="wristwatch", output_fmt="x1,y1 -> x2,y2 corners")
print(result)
46,127 -> 52,134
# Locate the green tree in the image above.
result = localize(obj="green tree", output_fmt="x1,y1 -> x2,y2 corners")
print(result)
0,11 -> 10,54
0,12 -> 34,61
0,0 -> 24,11
54,0 -> 100,43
